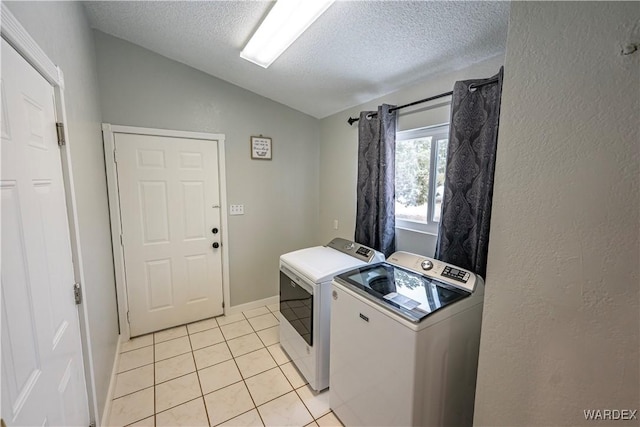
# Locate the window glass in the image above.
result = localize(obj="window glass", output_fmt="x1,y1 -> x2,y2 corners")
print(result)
395,136 -> 432,223
433,136 -> 448,222
395,124 -> 449,233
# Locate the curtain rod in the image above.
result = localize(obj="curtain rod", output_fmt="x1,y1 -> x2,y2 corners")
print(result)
347,75 -> 500,126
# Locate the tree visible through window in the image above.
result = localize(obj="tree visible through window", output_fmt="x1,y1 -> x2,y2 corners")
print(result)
395,124 -> 449,233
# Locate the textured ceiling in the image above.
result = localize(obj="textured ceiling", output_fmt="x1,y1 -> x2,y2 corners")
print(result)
84,1 -> 510,119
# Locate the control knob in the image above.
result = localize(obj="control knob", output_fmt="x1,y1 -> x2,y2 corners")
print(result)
421,260 -> 434,271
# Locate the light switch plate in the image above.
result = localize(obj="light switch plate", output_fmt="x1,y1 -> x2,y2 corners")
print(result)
230,204 -> 244,215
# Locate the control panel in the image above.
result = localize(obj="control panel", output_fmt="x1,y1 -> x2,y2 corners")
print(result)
326,238 -> 384,263
356,246 -> 371,257
387,251 -> 478,293
441,265 -> 471,283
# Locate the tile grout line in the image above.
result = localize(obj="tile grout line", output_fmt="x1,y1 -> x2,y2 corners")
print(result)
114,342 -> 156,426
261,312 -> 329,423
112,390 -> 155,427
111,384 -> 154,402
225,308 -> 269,427
236,308 -> 267,427
110,337 -> 156,426
147,343 -> 226,417
119,342 -> 153,354
155,349 -> 193,363
262,313 -> 323,424
218,356 -> 258,424
114,361 -> 154,376
294,385 -> 330,423
152,321 -> 224,422
153,396 -> 206,421
186,326 -> 211,426
241,307 -> 291,426
246,306 -> 333,423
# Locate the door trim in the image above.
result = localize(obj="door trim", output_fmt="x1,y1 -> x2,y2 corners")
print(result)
102,124 -> 230,341
1,4 -> 98,425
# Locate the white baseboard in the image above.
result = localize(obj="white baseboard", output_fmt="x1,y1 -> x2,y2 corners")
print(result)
100,337 -> 121,426
226,295 -> 279,315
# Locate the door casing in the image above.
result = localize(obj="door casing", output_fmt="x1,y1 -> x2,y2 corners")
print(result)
102,124 -> 230,341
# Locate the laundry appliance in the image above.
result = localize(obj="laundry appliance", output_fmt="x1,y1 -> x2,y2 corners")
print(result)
279,238 -> 384,391
330,251 -> 484,426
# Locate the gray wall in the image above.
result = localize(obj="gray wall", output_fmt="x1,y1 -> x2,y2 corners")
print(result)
93,32 -> 320,306
474,2 -> 640,425
318,56 -> 504,256
4,1 -> 118,423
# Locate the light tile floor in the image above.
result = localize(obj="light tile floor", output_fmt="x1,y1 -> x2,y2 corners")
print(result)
108,304 -> 344,427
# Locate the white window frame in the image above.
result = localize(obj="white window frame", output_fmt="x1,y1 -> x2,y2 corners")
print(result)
395,123 -> 449,235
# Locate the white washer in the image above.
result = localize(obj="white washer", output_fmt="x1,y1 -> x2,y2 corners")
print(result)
279,238 -> 384,391
330,251 -> 484,427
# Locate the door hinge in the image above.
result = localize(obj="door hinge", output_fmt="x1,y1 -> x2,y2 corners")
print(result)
120,233 -> 123,246
56,122 -> 66,146
113,149 -> 118,163
126,311 -> 130,323
73,283 -> 82,305
222,301 -> 225,309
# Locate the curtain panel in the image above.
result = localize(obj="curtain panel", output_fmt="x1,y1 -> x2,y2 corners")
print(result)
435,68 -> 504,278
354,104 -> 397,257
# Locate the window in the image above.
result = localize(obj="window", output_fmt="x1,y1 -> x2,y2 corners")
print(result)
395,124 -> 449,234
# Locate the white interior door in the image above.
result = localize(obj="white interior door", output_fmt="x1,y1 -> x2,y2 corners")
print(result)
1,39 -> 89,426
115,133 -> 224,337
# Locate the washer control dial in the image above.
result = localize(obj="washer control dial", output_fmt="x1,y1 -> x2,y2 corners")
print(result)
421,260 -> 434,271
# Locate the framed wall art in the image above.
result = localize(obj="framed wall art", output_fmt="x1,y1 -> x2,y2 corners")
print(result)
251,136 -> 272,160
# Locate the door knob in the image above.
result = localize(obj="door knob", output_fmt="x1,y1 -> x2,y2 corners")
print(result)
212,242 -> 220,249
211,227 -> 219,234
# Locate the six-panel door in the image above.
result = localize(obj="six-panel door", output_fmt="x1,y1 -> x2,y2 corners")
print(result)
115,133 -> 224,336
1,39 -> 89,426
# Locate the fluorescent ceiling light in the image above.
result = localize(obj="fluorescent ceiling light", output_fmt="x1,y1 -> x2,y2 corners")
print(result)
241,0 -> 335,68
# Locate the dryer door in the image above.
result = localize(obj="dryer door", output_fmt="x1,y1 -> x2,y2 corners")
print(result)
279,269 -> 313,346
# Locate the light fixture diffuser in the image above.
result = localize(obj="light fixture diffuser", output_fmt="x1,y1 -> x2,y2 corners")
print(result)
241,0 -> 335,68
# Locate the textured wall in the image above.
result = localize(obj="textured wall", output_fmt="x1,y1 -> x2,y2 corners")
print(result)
318,56 -> 505,255
4,2 -> 118,424
93,32 -> 320,307
474,2 -> 640,425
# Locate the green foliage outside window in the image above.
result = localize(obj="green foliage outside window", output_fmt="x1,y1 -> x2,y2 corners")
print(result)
396,137 -> 432,207
395,126 -> 449,225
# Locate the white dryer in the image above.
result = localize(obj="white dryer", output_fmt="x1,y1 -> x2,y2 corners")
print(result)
330,251 -> 484,427
279,238 -> 384,391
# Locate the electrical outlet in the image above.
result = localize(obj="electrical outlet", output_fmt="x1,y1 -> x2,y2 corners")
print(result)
333,219 -> 339,230
229,204 -> 244,215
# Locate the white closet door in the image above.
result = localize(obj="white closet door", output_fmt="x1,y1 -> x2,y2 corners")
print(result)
1,39 -> 89,426
115,133 -> 224,336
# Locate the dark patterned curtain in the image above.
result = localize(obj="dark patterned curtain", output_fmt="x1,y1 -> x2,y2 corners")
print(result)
354,104 -> 397,257
435,67 -> 504,278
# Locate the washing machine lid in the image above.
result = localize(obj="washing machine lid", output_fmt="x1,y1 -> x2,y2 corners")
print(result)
334,262 -> 470,323
280,246 -> 370,283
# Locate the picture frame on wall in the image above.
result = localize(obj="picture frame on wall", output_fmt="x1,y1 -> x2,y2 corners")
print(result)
251,136 -> 272,160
